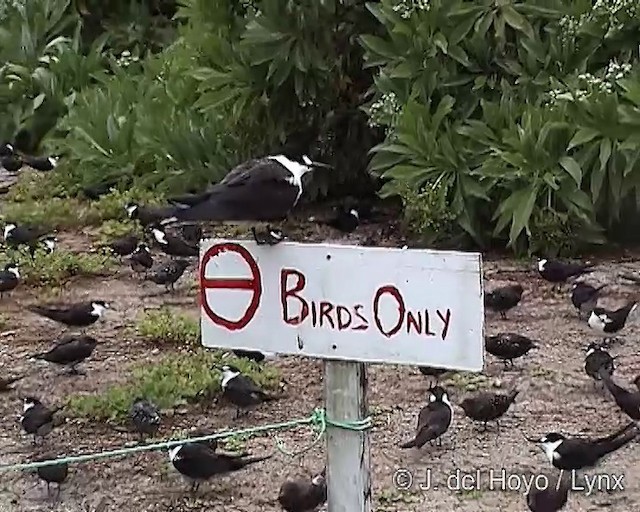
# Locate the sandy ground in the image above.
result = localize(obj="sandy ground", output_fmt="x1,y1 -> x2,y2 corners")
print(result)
1,217 -> 640,511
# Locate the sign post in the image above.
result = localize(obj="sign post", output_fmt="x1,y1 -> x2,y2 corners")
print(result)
200,240 -> 484,512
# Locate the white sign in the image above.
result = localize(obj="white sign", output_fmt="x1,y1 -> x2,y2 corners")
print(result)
199,240 -> 484,371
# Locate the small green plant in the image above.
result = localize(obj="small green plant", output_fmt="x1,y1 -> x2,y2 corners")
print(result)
1,197 -> 102,230
0,247 -> 116,287
66,350 -> 280,422
135,308 -> 200,345
94,219 -> 144,247
92,188 -> 165,223
0,314 -> 6,330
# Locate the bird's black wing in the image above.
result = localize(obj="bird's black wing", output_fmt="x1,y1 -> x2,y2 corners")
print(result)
414,404 -> 450,444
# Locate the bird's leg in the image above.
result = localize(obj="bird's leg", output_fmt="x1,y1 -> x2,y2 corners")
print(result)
234,408 -> 241,420
478,422 -> 487,433
495,420 -> 501,434
500,311 -> 507,320
46,482 -> 50,497
56,484 -> 62,500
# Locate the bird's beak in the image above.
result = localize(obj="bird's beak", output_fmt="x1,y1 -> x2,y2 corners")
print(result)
310,161 -> 333,170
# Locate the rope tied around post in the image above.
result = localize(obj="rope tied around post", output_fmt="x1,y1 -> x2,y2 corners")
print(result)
0,407 -> 373,473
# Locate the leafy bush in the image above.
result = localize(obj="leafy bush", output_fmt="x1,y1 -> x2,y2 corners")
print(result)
362,0 -> 640,255
135,308 -> 200,345
0,246 -> 116,286
66,350 -> 280,422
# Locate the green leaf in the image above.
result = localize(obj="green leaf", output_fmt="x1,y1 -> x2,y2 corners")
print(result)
432,96 -> 455,131
501,6 -> 534,39
433,33 -> 448,53
509,186 -> 538,244
559,156 -> 582,186
599,138 -> 612,172
568,128 -> 600,149
447,45 -> 470,67
359,35 -> 397,59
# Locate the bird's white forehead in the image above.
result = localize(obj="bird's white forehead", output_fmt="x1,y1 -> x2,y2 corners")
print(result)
168,445 -> 183,461
537,259 -> 547,271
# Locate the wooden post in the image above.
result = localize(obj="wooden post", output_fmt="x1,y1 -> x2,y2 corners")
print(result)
325,360 -> 371,512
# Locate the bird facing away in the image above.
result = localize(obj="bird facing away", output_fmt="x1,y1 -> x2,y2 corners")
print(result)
34,457 -> 68,498
599,370 -> 640,421
162,154 -> 332,245
529,421 -> 638,471
526,470 -> 571,512
324,207 -> 360,233
109,233 -> 139,256
584,342 -> 615,388
216,364 -> 276,418
124,202 -> 178,227
129,398 -> 161,441
571,282 -> 606,320
147,259 -> 189,292
21,154 -> 58,172
31,334 -> 98,374
399,386 -> 453,449
150,226 -> 198,257
485,333 -> 537,368
484,284 -> 524,319
168,442 -> 272,493
537,259 -> 593,284
129,243 -> 153,274
20,397 -> 62,444
0,374 -> 24,392
459,388 -> 519,432
588,301 -> 638,340
278,468 -> 327,512
0,263 -> 20,299
28,300 -> 110,328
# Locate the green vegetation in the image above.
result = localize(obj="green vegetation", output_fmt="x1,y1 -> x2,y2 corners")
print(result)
135,307 -> 199,345
1,0 -> 639,255
66,350 -> 280,422
0,246 -> 116,286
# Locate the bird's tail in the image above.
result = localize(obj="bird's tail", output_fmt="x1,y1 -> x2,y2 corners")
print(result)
596,423 -> 638,457
259,392 -> 278,402
507,389 -> 520,403
236,453 -> 273,469
597,421 -> 637,444
4,375 -> 24,385
27,305 -> 51,317
168,191 -> 212,208
594,284 -> 607,293
30,351 -> 47,360
399,438 -> 418,449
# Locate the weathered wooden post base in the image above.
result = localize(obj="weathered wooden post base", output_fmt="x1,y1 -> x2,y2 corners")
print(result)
325,360 -> 372,512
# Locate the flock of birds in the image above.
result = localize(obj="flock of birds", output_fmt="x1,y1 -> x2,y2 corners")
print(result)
409,258 -> 640,511
2,140 -> 640,511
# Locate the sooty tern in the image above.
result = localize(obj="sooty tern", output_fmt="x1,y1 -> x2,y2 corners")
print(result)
20,397 -> 62,444
588,301 -> 637,343
525,470 -> 570,512
129,243 -> 153,274
215,364 -> 276,418
399,386 -> 453,449
584,342 -> 615,389
459,388 -> 519,432
0,263 -> 20,299
31,334 -> 98,375
149,226 -> 198,257
571,282 -> 606,320
599,369 -> 640,421
278,468 -> 327,512
537,258 -> 593,287
484,284 -> 524,319
28,300 -> 110,328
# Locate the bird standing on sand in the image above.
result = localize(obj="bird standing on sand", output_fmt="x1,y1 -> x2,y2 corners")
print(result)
588,301 -> 638,343
34,457 -> 68,498
20,397 -> 62,444
459,389 -> 519,432
526,470 -> 570,512
215,364 -> 276,418
129,243 -> 153,275
484,284 -> 524,319
31,335 -> 98,375
129,398 -> 161,441
278,468 -> 327,512
571,282 -> 606,320
537,259 -> 593,287
168,442 -> 272,493
162,153 -> 333,245
399,386 -> 453,449
584,342 -> 615,390
485,333 -> 537,368
149,226 -> 198,257
109,234 -> 139,257
28,300 -> 110,328
599,370 -> 640,421
528,422 -> 638,471
146,259 -> 189,292
0,263 -> 20,299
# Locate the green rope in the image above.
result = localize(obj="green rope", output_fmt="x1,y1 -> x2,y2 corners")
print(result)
0,408 -> 372,473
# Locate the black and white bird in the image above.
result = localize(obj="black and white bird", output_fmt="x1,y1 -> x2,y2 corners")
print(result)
571,282 -> 606,320
399,386 -> 453,449
125,202 -> 178,227
588,301 -> 638,341
34,457 -> 69,498
0,154 -> 21,173
129,397 -> 161,441
109,233 -> 139,257
526,470 -> 570,512
149,226 -> 198,257
162,153 -> 332,245
599,370 -> 640,421
37,236 -> 56,256
146,259 -> 189,292
322,206 -> 360,233
0,263 -> 20,299
28,300 -> 110,328
20,397 -> 62,444
3,222 -> 51,252
21,154 -> 58,172
485,333 -> 537,368
0,142 -> 14,157
528,422 -> 638,471
584,342 -> 615,389
215,364 -> 276,418
484,284 -> 524,319
278,468 -> 327,512
31,335 -> 98,374
129,243 -> 153,274
537,258 -> 593,285
0,374 -> 24,392
459,389 -> 519,432
168,442 -> 272,493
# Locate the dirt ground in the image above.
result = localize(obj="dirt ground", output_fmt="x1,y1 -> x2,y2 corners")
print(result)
2,213 -> 640,512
